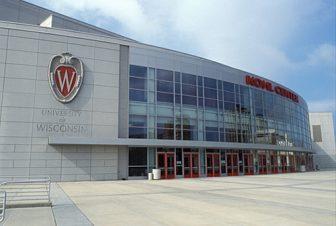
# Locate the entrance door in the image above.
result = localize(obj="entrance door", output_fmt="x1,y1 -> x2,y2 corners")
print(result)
184,152 -> 199,178
243,153 -> 254,175
280,155 -> 287,173
289,155 -> 295,172
227,152 -> 239,176
258,154 -> 267,174
157,152 -> 175,179
206,153 -> 221,177
270,153 -> 278,174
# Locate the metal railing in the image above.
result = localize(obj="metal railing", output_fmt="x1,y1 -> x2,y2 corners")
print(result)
0,177 -> 51,208
0,191 -> 6,222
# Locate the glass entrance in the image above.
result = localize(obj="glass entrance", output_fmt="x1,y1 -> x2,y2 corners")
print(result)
243,153 -> 254,175
270,152 -> 278,174
206,153 -> 220,177
280,154 -> 287,173
184,152 -> 199,178
258,153 -> 267,174
227,152 -> 239,176
157,152 -> 175,179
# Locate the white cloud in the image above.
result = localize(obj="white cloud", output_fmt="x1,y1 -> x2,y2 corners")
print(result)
308,99 -> 336,112
41,0 -> 334,82
307,43 -> 336,67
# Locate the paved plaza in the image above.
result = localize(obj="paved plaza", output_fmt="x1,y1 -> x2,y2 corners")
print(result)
2,171 -> 335,226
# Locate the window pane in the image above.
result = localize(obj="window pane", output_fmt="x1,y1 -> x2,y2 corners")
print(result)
157,128 -> 174,139
182,84 -> 197,96
175,94 -> 181,104
157,81 -> 173,93
129,167 -> 147,177
206,131 -> 219,141
198,76 -> 203,86
223,81 -> 234,92
157,92 -> 174,103
182,95 -> 197,106
129,127 -> 147,138
129,115 -> 147,127
224,91 -> 235,102
130,65 -> 147,78
182,73 -> 196,85
157,117 -> 174,128
129,89 -> 147,102
205,98 -> 217,109
130,77 -> 146,90
204,77 -> 217,88
129,148 -> 147,165
157,69 -> 173,81
224,102 -> 235,112
204,88 -> 217,99
175,72 -> 180,82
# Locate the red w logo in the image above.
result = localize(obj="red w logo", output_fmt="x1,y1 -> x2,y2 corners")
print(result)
54,66 -> 77,97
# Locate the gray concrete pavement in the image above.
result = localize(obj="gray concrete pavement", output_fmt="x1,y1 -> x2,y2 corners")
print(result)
1,207 -> 55,226
59,171 -> 336,226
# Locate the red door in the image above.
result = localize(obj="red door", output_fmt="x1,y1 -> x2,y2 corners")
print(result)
184,152 -> 199,178
270,154 -> 278,174
258,154 -> 267,174
206,153 -> 221,177
227,153 -> 239,176
157,152 -> 175,179
243,153 -> 254,175
280,155 -> 287,173
289,155 -> 295,172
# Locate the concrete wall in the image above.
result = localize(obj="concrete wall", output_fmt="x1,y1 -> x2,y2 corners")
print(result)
309,112 -> 336,169
0,22 -> 121,181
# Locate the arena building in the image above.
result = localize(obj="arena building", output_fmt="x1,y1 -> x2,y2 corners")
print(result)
0,0 -> 313,181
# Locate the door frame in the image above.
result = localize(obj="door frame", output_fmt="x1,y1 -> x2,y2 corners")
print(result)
226,152 -> 239,176
258,153 -> 267,174
206,152 -> 221,177
183,152 -> 200,178
156,151 -> 176,179
243,152 -> 254,175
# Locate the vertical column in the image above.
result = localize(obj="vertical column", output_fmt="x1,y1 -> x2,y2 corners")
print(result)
118,45 -> 129,138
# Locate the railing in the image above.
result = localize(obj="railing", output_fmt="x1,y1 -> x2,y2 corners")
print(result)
0,177 -> 51,208
0,191 -> 6,222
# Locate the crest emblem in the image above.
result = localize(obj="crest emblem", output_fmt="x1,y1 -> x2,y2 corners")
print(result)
48,53 -> 84,103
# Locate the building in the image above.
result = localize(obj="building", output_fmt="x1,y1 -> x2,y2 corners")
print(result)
0,0 -> 314,181
309,112 -> 336,169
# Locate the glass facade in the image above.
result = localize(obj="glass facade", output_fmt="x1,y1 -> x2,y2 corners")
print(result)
129,65 -> 312,150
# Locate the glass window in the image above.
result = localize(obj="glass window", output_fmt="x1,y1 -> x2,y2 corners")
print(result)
205,98 -> 217,109
157,128 -> 174,139
129,89 -> 147,102
157,69 -> 173,81
198,76 -> 203,86
223,81 -> 234,92
182,84 -> 197,96
129,115 -> 147,127
157,92 -> 174,103
224,102 -> 235,112
157,81 -> 173,93
204,88 -> 217,99
175,83 -> 181,93
157,117 -> 174,128
130,65 -> 147,78
129,127 -> 147,138
224,91 -> 235,102
175,94 -> 181,104
129,147 -> 147,177
175,72 -> 180,82
204,77 -> 217,89
182,73 -> 196,85
182,95 -> 197,106
130,77 -> 146,90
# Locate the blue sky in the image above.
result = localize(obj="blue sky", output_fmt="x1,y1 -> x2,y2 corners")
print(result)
29,0 -> 335,118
